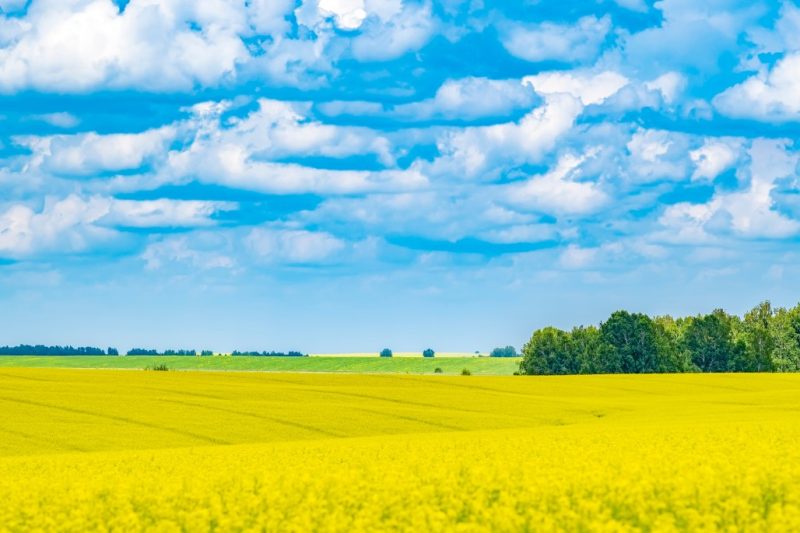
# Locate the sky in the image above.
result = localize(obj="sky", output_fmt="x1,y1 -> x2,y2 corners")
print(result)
1,0 -> 800,353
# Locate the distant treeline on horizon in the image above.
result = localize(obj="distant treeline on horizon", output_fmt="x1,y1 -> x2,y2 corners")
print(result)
0,346 -> 307,357
520,301 -> 800,375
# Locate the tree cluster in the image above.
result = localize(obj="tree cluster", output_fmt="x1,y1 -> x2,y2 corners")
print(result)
126,349 -> 201,356
230,350 -> 306,357
490,346 -> 518,358
0,345 -> 115,356
520,302 -> 800,375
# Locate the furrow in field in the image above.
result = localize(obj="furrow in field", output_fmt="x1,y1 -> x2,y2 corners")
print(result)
0,395 -> 228,445
155,397 -> 345,438
349,406 -> 466,432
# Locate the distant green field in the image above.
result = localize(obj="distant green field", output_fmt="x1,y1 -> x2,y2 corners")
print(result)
0,355 -> 520,375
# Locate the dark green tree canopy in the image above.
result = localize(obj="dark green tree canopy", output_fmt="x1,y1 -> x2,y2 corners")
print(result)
490,346 -> 517,358
519,301 -> 799,376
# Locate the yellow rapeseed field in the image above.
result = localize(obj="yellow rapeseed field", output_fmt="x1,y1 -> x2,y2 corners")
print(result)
1,369 -> 799,531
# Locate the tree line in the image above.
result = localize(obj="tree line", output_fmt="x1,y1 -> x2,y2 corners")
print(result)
0,345 -> 118,356
520,301 -> 800,375
230,351 -> 306,357
0,346 -> 306,357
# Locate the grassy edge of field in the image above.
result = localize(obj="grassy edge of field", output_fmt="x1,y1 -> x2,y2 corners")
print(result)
0,355 -> 521,375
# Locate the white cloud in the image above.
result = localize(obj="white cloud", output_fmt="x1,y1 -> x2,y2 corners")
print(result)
689,139 -> 742,181
0,195 -> 234,258
164,98 -> 428,194
32,112 -> 79,128
349,1 -> 434,61
247,0 -> 296,35
142,234 -> 235,270
389,77 -> 538,121
559,244 -> 598,269
655,139 -> 800,242
505,151 -> 608,215
625,128 -> 689,182
433,93 -> 584,179
501,16 -> 611,63
644,71 -> 686,104
523,70 -> 629,106
319,77 -> 539,123
714,53 -> 800,121
103,199 -> 236,228
291,0 -> 430,62
21,127 -> 176,175
0,196 -> 117,257
245,227 -> 345,263
318,0 -> 368,30
747,2 -> 800,55
0,0 -> 249,92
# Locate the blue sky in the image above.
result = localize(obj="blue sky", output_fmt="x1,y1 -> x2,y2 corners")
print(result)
1,0 -> 799,353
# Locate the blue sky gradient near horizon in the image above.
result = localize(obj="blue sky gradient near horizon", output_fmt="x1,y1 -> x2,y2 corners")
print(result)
1,0 -> 800,353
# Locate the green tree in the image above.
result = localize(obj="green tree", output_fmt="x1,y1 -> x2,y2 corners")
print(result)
422,348 -> 435,358
567,326 -> 615,374
734,301 -> 775,372
490,346 -> 517,358
380,348 -> 393,358
682,310 -> 739,372
770,304 -> 800,371
652,315 -> 690,372
599,311 -> 662,373
520,327 -> 573,375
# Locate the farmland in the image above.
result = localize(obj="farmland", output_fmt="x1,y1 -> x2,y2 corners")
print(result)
0,355 -> 520,375
1,370 -> 800,530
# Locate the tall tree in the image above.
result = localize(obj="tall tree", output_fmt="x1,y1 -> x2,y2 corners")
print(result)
568,326 -> 615,374
771,304 -> 800,371
520,327 -> 573,375
599,311 -> 662,373
682,310 -> 739,372
735,301 -> 775,372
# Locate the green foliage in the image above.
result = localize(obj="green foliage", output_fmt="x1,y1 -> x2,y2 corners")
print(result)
490,346 -> 517,358
520,301 -> 800,375
682,310 -> 739,372
520,327 -> 575,375
600,311 -> 667,374
380,348 -> 393,358
737,301 -> 775,372
771,306 -> 800,371
422,348 -> 435,358
461,368 -> 472,376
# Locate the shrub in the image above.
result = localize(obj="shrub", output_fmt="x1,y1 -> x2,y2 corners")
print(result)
461,368 -> 472,376
434,367 -> 443,374
380,348 -> 393,358
146,364 -> 169,371
423,348 -> 435,358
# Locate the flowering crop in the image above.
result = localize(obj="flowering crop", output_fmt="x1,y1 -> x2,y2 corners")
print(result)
0,370 -> 799,531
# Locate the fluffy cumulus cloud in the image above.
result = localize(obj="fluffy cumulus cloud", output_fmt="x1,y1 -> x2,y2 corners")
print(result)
0,195 -> 233,258
500,16 -> 611,63
714,54 -> 800,121
0,0 -> 249,92
1,0 -> 799,287
319,77 -> 540,122
505,151 -> 609,215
